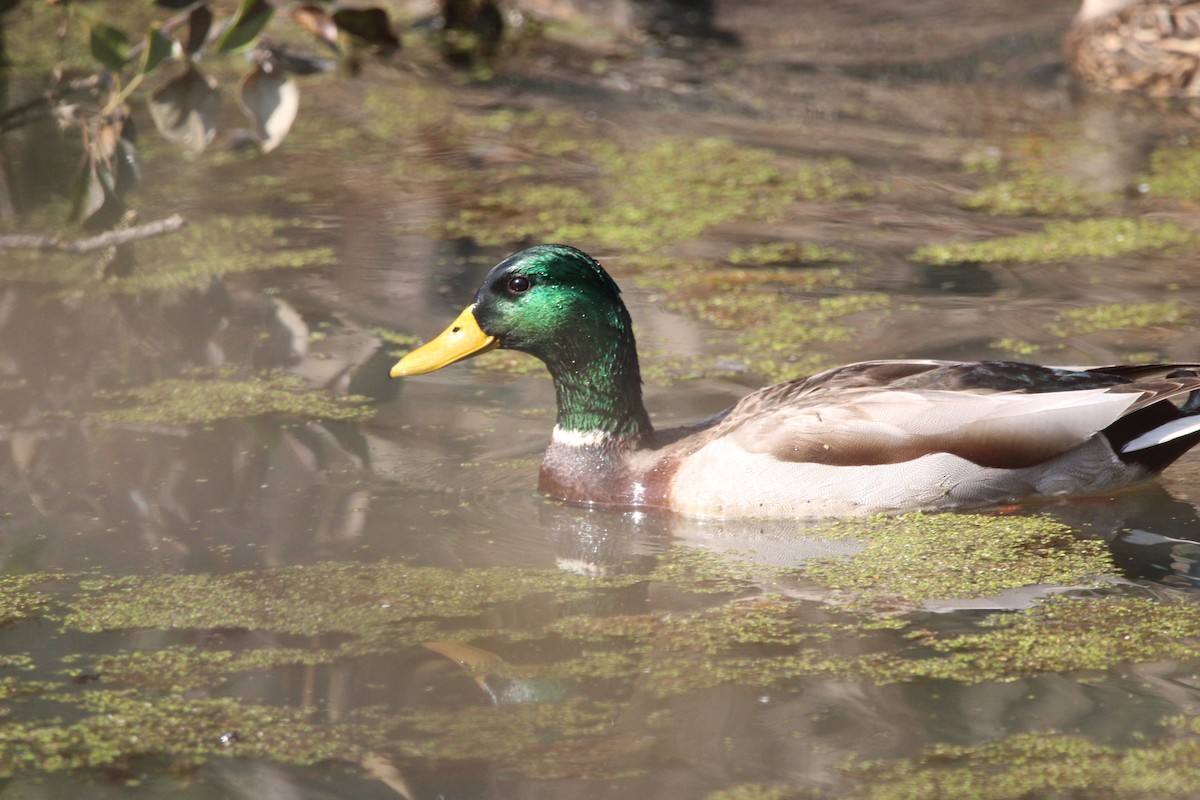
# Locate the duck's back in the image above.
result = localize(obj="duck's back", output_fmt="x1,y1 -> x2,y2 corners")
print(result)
656,360 -> 1200,518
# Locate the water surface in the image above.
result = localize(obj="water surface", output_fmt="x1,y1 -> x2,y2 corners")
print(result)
3,1 -> 1200,797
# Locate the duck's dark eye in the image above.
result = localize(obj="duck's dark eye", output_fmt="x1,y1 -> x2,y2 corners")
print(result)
506,275 -> 531,295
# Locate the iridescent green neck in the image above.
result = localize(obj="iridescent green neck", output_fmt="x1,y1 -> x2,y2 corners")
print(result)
542,323 -> 652,441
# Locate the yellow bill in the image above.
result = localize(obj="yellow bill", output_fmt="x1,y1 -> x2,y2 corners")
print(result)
389,304 -> 498,378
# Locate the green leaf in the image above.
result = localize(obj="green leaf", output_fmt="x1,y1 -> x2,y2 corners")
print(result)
69,158 -> 106,224
114,121 -> 142,195
184,4 -> 213,55
70,153 -> 125,230
216,0 -> 274,54
139,27 -> 175,76
90,23 -> 131,71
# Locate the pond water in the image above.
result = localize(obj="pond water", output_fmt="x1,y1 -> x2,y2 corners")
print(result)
4,0 -> 1200,797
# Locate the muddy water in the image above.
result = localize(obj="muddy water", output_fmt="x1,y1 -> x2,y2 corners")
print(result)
4,1 -> 1200,797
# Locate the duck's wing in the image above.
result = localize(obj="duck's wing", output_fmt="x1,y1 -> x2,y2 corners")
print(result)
709,361 -> 1200,470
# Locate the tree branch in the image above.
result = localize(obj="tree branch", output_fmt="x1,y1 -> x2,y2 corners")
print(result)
0,214 -> 187,253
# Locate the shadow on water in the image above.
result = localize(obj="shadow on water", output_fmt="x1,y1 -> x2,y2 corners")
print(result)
5,0 -> 1200,797
1052,486 -> 1200,588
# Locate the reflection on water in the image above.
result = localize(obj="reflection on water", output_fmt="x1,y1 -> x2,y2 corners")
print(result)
4,0 -> 1200,797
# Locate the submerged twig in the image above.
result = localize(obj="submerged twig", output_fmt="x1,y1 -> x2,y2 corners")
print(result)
0,214 -> 187,254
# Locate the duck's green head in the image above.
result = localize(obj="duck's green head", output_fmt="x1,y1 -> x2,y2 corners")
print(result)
390,244 -> 633,378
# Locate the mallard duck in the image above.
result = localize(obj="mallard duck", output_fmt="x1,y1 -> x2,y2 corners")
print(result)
390,244 -> 1200,518
1066,0 -> 1200,96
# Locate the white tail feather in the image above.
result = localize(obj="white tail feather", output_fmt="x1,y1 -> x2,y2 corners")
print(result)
1121,417 -> 1200,454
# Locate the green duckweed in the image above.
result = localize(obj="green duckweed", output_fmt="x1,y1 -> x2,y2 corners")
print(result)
93,370 -> 374,425
846,728 -> 1200,800
911,218 -> 1195,265
447,138 -> 872,253
807,514 -> 1114,608
1048,300 -> 1188,337
728,241 -> 854,266
962,173 -> 1112,217
1141,141 -> 1200,201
